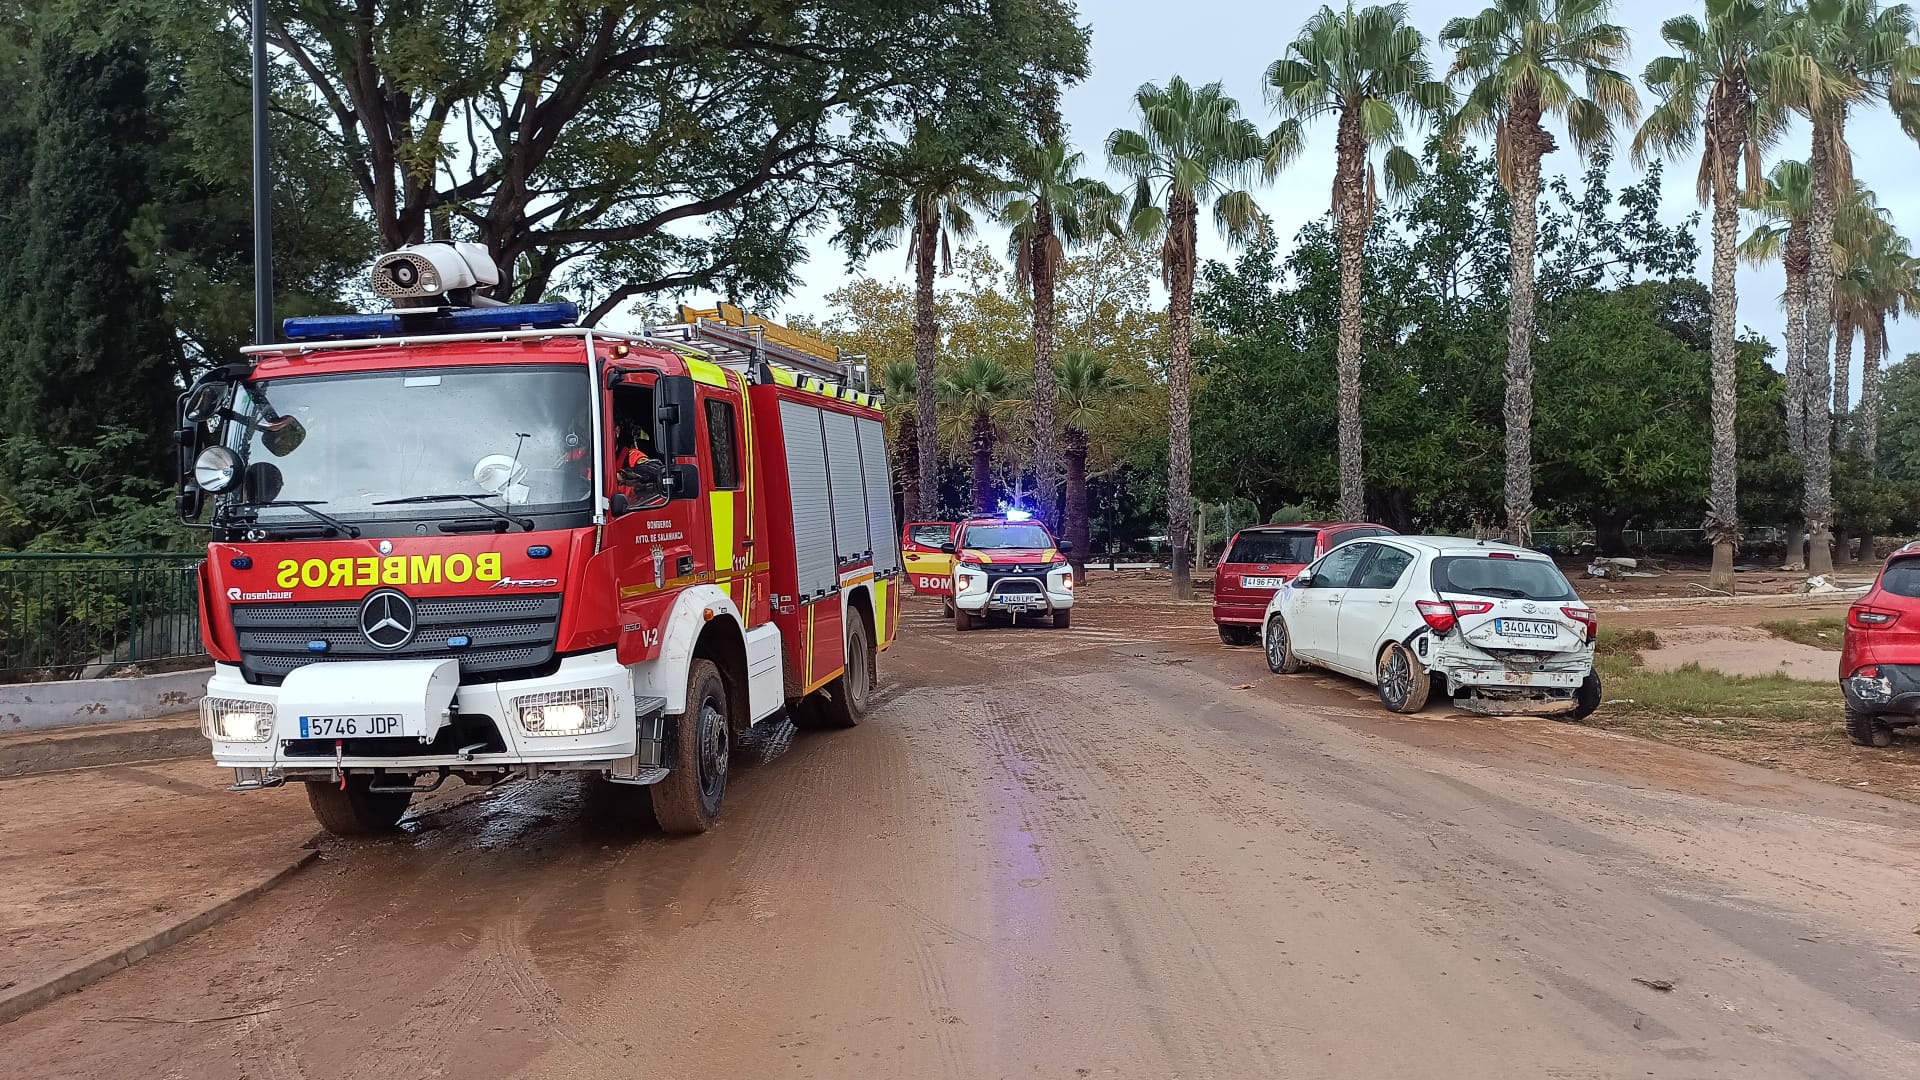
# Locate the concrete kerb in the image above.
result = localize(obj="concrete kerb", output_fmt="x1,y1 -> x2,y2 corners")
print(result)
0,848 -> 318,1026
0,669 -> 209,734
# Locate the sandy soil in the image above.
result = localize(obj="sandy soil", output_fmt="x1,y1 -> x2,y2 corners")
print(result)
1,592 -> 1915,1077
1640,625 -> 1839,681
0,759 -> 317,997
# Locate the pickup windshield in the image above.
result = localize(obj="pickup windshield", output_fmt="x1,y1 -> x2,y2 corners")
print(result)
962,524 -> 1053,549
220,365 -> 593,524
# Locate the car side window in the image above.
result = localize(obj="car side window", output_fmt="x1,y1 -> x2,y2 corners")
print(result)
1352,545 -> 1415,590
1306,543 -> 1370,589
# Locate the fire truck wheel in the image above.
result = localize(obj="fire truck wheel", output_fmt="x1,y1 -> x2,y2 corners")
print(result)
305,777 -> 411,837
954,606 -> 975,632
814,613 -> 872,728
651,659 -> 729,834
1051,609 -> 1072,629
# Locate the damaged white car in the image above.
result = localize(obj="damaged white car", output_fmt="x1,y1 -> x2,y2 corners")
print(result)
1260,536 -> 1601,718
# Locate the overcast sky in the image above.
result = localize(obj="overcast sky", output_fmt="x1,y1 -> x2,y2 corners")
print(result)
769,0 -> 1920,402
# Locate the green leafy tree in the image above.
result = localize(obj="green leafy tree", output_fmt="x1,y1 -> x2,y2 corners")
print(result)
938,357 -> 1024,514
878,360 -> 920,520
1442,0 -> 1641,545
1265,2 -> 1449,522
1108,76 -> 1273,599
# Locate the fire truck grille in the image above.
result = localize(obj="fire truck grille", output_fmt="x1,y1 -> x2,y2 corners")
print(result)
230,595 -> 563,686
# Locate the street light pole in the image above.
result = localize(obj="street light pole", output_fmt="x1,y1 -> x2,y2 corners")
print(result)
251,0 -> 274,345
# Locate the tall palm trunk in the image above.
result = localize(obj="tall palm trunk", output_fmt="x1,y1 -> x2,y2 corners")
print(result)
1166,192 -> 1199,600
1030,203 -> 1060,530
1835,315 -> 1855,451
1706,143 -> 1740,594
1333,107 -> 1367,523
1063,425 -> 1089,580
894,410 -> 920,524
1781,226 -> 1811,569
912,202 -> 940,522
1803,113 -> 1842,577
969,410 -> 994,515
1502,96 -> 1554,547
1861,319 -> 1886,467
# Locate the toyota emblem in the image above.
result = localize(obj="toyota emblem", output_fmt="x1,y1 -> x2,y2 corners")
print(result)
359,589 -> 417,650
1521,602 -> 1537,614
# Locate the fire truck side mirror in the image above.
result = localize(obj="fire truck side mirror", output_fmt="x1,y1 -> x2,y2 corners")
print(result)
653,375 -> 700,459
174,421 -> 205,522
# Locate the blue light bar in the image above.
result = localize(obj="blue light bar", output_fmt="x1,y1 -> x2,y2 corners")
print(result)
446,302 -> 579,331
283,312 -> 403,340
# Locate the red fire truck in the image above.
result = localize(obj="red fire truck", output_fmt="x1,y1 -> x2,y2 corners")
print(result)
178,244 -> 901,836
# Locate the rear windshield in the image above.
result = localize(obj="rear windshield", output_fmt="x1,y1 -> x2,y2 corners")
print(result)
1430,555 -> 1576,601
908,523 -> 952,547
1225,531 -> 1316,565
962,523 -> 1054,549
1881,559 -> 1920,598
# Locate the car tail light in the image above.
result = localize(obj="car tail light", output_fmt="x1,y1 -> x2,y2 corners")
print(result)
1849,606 -> 1900,629
1561,605 -> 1597,643
1416,599 -> 1493,635
1853,664 -> 1881,679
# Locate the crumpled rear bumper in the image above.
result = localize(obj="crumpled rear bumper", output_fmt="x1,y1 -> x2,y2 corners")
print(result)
1843,663 -> 1920,716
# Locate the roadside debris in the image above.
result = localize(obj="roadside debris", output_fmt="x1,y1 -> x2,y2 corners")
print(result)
1802,575 -> 1841,594
1632,978 -> 1676,993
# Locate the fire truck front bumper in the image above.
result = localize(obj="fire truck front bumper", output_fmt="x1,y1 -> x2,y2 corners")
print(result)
204,648 -> 664,782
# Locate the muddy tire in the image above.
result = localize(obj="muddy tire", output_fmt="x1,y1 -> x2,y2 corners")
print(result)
1218,624 -> 1254,647
954,606 -> 975,632
1264,615 -> 1302,674
1377,642 -> 1431,714
1569,673 -> 1602,721
1052,608 -> 1072,630
805,615 -> 871,729
941,599 -> 954,618
651,659 -> 729,835
1845,705 -> 1895,748
305,777 -> 411,837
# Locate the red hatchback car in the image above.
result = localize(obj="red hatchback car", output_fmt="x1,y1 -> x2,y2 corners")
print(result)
1212,522 -> 1395,645
1840,541 -> 1920,746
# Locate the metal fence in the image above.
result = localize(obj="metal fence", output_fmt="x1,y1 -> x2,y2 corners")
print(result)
0,553 -> 206,682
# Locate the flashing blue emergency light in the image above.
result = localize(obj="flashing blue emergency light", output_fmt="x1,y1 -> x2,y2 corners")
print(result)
1004,508 -> 1034,522
281,302 -> 579,342
283,312 -> 403,340
445,302 -> 579,331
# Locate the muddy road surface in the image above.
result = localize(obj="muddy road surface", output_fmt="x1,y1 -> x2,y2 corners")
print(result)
5,599 -> 1918,1078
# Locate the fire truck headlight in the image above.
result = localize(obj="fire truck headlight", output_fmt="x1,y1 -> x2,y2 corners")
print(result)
956,569 -> 986,594
516,687 -> 614,737
193,446 -> 240,493
202,697 -> 274,743
1053,568 -> 1075,593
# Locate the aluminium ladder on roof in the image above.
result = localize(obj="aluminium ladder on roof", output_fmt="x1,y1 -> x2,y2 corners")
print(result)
645,318 -> 863,389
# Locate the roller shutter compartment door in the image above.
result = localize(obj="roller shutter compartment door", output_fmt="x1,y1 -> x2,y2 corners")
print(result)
779,400 -> 837,600
856,418 -> 900,575
821,409 -> 872,566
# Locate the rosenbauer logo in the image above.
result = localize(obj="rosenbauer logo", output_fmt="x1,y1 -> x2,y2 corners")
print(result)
275,553 -> 505,590
227,587 -> 294,602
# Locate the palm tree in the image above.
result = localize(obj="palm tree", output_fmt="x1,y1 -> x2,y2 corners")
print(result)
879,360 -> 921,519
1856,232 -> 1920,469
1442,0 -> 1640,546
1831,188 -> 1895,448
938,357 -> 1023,515
1266,3 -> 1451,524
1107,77 -> 1273,599
1757,0 -> 1920,575
1056,351 -> 1137,580
1635,0 -> 1777,593
888,128 -> 1004,522
1003,140 -> 1121,533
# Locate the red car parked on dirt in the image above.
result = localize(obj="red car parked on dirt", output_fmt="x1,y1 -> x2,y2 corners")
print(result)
1212,522 -> 1394,645
1840,541 -> 1920,747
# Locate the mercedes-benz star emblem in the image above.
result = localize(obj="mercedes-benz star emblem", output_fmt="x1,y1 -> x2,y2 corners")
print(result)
359,589 -> 417,650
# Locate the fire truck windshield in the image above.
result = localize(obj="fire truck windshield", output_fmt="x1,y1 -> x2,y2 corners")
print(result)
220,365 -> 594,524
962,523 -> 1054,550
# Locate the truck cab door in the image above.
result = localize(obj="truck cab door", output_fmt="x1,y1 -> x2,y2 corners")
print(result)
696,378 -> 753,617
606,373 -> 706,659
